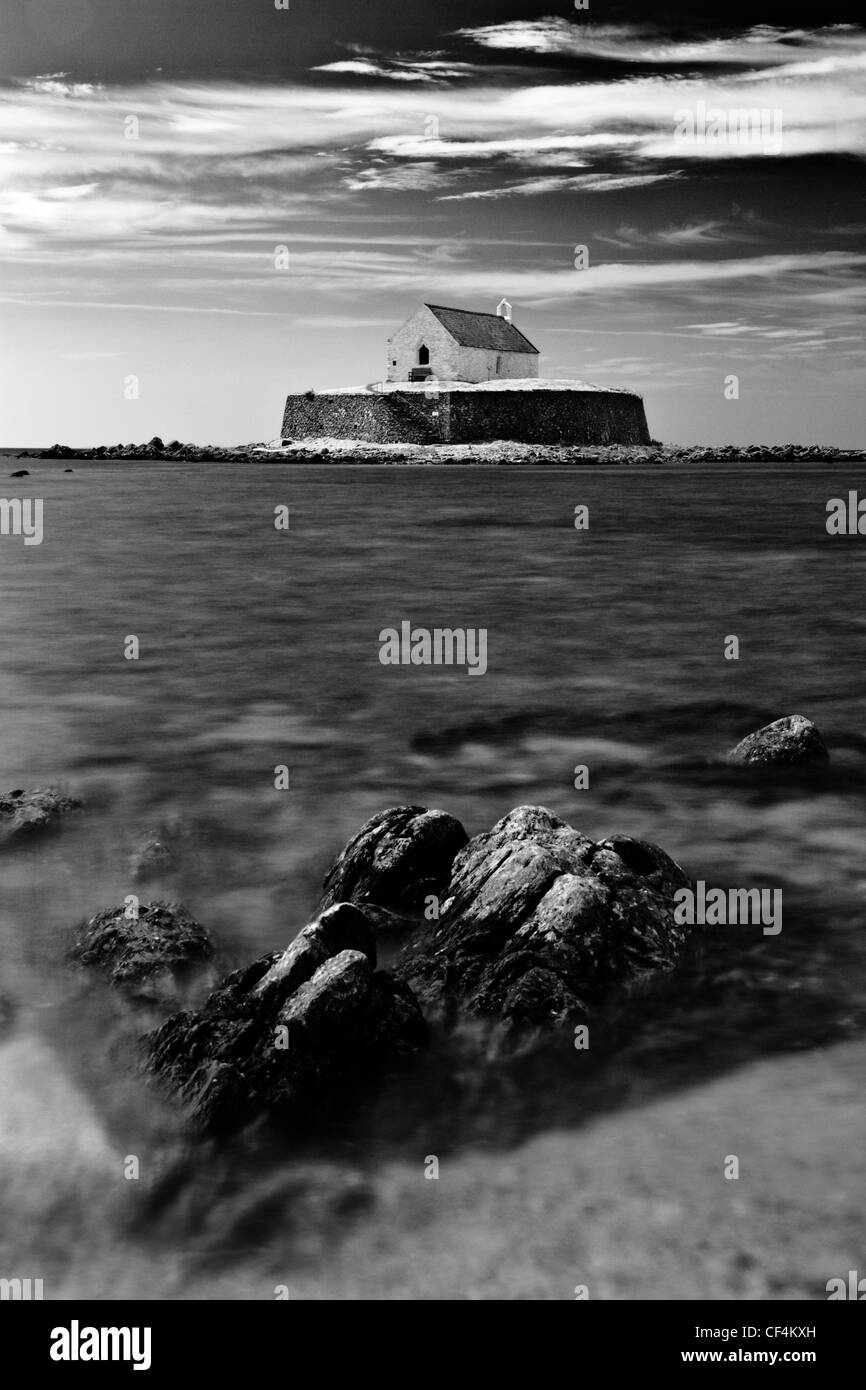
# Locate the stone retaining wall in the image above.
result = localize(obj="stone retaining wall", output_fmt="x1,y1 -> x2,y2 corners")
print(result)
281,388 -> 650,445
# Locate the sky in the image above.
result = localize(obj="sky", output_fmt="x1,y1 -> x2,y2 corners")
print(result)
0,0 -> 864,445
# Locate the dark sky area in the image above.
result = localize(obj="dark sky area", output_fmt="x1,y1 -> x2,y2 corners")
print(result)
3,0 -> 864,79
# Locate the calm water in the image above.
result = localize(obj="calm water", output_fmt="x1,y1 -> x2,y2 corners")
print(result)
1,460 -> 865,1296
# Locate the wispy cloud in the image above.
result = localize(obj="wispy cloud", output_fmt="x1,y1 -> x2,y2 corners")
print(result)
345,162 -> 453,192
439,173 -> 681,201
313,60 -> 432,83
313,58 -> 479,82
598,221 -> 732,249
683,321 -> 822,339
366,134 -> 641,159
455,20 -> 863,69
399,252 -> 866,302
0,295 -> 278,315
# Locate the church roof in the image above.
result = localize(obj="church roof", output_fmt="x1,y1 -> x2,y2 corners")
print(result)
424,304 -> 539,354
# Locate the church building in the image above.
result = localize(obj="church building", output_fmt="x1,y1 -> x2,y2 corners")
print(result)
386,302 -> 540,384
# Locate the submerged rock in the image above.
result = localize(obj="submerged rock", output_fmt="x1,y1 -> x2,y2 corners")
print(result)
146,902 -> 426,1132
130,834 -> 177,882
319,805 -> 468,927
0,786 -> 82,843
0,991 -> 15,1037
395,805 -> 693,1028
69,900 -> 214,1004
727,714 -> 829,767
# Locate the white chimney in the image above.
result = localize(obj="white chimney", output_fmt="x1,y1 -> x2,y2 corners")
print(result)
496,297 -> 512,322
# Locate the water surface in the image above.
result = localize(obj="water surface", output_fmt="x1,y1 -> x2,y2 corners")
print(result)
1,460 -> 864,1297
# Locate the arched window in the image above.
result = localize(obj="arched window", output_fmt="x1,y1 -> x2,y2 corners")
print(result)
418,344 -> 430,365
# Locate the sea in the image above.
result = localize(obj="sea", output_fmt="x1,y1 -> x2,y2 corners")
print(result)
1,458 -> 864,1299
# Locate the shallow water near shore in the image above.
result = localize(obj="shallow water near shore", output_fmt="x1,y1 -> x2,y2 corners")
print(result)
1,459 -> 865,1298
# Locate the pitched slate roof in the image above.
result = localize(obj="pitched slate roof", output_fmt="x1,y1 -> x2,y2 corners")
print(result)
424,304 -> 539,354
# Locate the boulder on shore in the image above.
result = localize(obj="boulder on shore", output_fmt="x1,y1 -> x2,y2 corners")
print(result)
394,805 -> 693,1028
69,900 -> 214,1004
727,714 -> 829,767
318,805 -> 468,929
0,786 -> 82,844
146,902 -> 426,1132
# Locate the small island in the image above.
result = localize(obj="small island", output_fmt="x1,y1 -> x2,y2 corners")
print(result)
282,301 -> 652,446
20,302 -> 866,467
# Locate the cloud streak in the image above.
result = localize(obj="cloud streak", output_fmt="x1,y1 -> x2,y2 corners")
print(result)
455,20 -> 864,70
438,173 -> 681,200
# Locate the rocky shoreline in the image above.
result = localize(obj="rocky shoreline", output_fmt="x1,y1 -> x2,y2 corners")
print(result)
20,438 -> 866,466
0,715 -> 836,1136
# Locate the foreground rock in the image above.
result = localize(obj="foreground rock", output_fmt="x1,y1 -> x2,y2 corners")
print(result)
0,786 -> 82,843
395,805 -> 693,1028
727,714 -> 829,767
319,805 -> 468,929
69,901 -> 214,1004
146,903 -> 426,1132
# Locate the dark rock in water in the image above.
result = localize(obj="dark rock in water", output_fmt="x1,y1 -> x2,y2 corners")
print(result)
0,786 -> 82,843
319,805 -> 468,927
130,834 -> 177,881
69,900 -> 214,1004
146,902 -> 426,1132
64,468 -> 73,473
0,991 -> 15,1036
727,714 -> 829,767
10,468 -> 29,477
147,436 -> 165,450
395,805 -> 693,1028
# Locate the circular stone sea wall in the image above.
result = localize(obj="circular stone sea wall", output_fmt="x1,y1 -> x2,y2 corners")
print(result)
445,389 -> 650,445
281,388 -> 651,446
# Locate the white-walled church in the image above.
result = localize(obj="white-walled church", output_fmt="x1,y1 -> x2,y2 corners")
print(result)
386,302 -> 539,384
